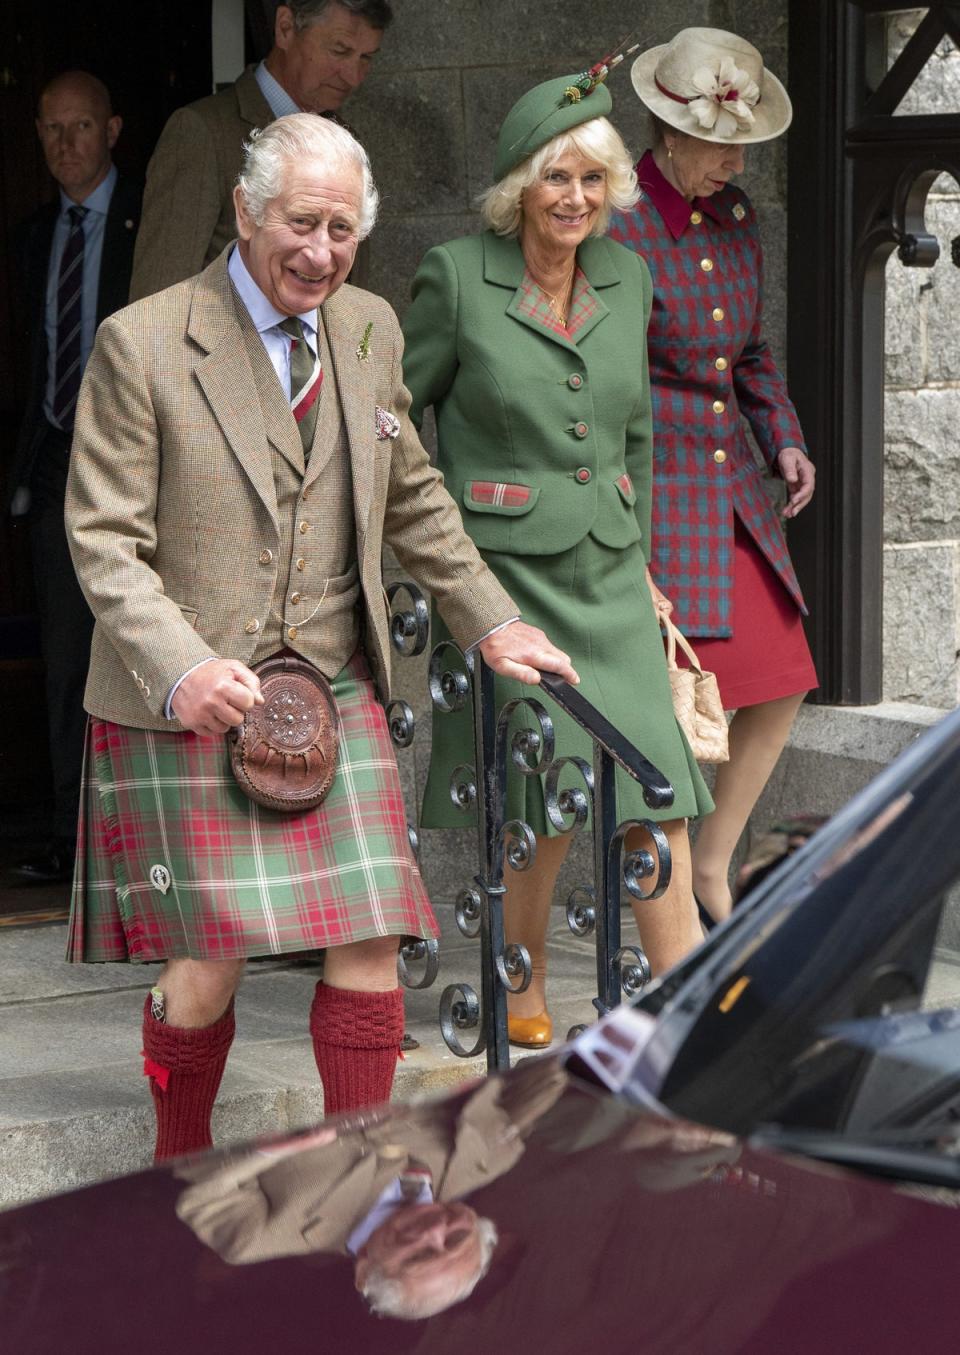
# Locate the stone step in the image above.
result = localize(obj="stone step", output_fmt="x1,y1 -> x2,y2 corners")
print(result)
0,910 -> 603,1210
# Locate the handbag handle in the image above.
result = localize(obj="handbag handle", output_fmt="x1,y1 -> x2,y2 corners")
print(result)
663,615 -> 704,676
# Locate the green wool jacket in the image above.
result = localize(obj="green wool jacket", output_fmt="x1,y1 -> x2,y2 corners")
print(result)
402,230 -> 655,559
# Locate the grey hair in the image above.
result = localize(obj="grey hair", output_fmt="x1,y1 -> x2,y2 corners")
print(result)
286,0 -> 394,30
361,1217 -> 499,1321
237,113 -> 379,239
478,116 -> 639,239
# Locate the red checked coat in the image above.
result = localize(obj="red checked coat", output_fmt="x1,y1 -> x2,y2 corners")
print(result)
609,151 -> 808,637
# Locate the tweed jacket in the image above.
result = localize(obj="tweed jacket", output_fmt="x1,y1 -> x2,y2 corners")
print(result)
609,151 -> 808,637
129,67 -> 270,302
64,248 -> 515,731
129,67 -> 369,302
175,1060 -> 567,1264
402,231 -> 654,558
9,172 -> 142,505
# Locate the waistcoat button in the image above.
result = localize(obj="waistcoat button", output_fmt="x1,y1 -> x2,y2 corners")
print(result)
258,549 -> 273,565
244,619 -> 260,634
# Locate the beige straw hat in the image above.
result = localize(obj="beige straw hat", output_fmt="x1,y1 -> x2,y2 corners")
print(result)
630,27 -> 792,144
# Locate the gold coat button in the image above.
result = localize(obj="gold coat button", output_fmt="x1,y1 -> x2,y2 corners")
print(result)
690,210 -> 703,225
712,307 -> 725,322
290,592 -> 302,605
244,619 -> 260,634
715,356 -> 728,371
700,258 -> 713,272
714,449 -> 727,464
296,558 -> 306,571
287,626 -> 298,640
713,400 -> 725,414
258,549 -> 273,565
299,520 -> 310,534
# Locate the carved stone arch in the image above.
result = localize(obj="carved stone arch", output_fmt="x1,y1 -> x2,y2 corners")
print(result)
787,1 -> 960,703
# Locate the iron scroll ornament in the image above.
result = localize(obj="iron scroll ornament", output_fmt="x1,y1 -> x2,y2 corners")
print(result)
383,581 -> 676,1069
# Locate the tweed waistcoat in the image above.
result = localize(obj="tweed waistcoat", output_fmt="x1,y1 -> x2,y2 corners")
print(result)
235,297 -> 361,676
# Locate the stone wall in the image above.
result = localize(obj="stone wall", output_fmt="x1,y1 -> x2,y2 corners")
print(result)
883,12 -> 960,708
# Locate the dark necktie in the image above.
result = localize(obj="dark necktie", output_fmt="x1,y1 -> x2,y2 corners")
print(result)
52,204 -> 88,431
279,316 -> 323,456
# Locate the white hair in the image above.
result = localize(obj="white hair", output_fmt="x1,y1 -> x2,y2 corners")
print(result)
237,113 -> 379,239
361,1217 -> 499,1321
479,116 -> 639,239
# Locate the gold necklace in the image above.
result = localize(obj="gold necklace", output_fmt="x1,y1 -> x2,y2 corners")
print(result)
530,264 -> 575,326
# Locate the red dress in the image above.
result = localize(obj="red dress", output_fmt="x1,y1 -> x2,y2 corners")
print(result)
610,153 -> 817,709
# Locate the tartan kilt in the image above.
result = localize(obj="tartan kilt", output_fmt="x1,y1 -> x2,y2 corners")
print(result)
66,651 -> 437,963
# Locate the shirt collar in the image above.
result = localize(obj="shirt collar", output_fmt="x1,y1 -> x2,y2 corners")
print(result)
59,162 -> 117,218
228,244 -> 318,342
345,1174 -> 435,1257
254,60 -> 301,118
636,150 -> 726,241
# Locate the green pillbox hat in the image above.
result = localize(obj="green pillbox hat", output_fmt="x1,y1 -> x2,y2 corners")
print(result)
494,72 -> 614,180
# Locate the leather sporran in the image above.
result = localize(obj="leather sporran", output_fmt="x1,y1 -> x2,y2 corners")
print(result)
663,618 -> 729,764
229,655 -> 340,812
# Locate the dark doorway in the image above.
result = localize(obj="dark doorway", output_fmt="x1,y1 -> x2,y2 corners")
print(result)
0,1 -> 215,920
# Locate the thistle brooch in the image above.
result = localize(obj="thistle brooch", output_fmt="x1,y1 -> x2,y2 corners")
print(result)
356,322 -> 373,361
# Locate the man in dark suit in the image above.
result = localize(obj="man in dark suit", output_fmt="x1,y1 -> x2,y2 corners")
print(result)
129,0 -> 390,302
9,70 -> 141,881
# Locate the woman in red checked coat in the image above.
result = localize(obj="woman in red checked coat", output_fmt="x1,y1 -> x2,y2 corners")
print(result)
610,28 -> 817,926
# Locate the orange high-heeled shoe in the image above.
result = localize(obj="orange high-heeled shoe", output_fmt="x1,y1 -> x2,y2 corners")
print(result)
507,1009 -> 554,1049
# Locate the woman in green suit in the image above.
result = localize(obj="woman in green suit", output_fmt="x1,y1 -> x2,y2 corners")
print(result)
402,71 -> 713,1047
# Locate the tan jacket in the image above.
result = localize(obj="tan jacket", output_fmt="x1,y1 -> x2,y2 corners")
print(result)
129,67 -> 369,302
175,1062 -> 568,1264
65,249 -> 515,731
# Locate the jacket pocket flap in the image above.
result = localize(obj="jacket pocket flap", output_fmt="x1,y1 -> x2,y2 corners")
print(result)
614,473 -> 637,505
463,481 -> 539,516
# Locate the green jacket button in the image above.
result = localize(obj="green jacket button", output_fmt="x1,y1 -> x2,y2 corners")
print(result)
568,373 -> 584,389
575,466 -> 592,483
574,422 -> 589,438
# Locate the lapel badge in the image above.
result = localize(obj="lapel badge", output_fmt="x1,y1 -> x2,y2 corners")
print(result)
356,321 -> 373,361
732,203 -> 746,221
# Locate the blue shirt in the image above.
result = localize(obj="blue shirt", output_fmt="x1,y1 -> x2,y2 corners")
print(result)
43,163 -> 118,429
227,244 -> 318,394
254,61 -> 301,118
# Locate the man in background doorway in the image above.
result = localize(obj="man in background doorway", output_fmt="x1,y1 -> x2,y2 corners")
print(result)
9,70 -> 141,883
129,0 -> 389,302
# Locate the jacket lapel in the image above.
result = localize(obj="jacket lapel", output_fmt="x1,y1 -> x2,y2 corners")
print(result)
320,288 -> 375,550
189,253 -> 279,528
233,293 -> 306,476
484,230 -> 619,352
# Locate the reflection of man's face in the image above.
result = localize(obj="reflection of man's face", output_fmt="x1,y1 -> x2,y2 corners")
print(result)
354,1202 -> 482,1313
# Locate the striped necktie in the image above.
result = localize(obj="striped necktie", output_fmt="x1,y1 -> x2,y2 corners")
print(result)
52,204 -> 88,431
279,316 -> 323,456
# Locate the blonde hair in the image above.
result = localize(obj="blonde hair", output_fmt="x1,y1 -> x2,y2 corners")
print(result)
479,116 -> 639,238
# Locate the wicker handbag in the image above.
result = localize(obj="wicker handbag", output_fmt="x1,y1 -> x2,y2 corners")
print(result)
663,617 -> 729,764
229,655 -> 340,812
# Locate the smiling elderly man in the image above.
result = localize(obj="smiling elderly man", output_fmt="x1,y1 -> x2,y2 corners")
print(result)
129,0 -> 390,301
65,113 -> 577,1162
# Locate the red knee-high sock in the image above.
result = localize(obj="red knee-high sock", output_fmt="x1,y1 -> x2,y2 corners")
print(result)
141,994 -> 235,1163
310,982 -> 405,1116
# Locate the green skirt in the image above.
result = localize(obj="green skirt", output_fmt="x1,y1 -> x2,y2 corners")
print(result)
421,536 -> 713,835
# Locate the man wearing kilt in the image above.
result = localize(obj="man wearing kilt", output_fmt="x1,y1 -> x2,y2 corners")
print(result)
64,113 -> 576,1161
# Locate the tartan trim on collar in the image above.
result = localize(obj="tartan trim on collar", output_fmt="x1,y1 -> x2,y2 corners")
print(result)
617,473 -> 633,495
635,150 -> 727,241
516,267 -> 598,338
467,480 -> 532,507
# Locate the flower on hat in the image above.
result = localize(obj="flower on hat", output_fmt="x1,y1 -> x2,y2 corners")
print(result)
688,57 -> 760,137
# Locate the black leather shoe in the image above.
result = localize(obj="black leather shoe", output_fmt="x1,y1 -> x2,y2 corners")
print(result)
12,840 -> 76,884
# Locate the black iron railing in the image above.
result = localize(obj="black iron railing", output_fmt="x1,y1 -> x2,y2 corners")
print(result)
388,582 -> 675,1072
